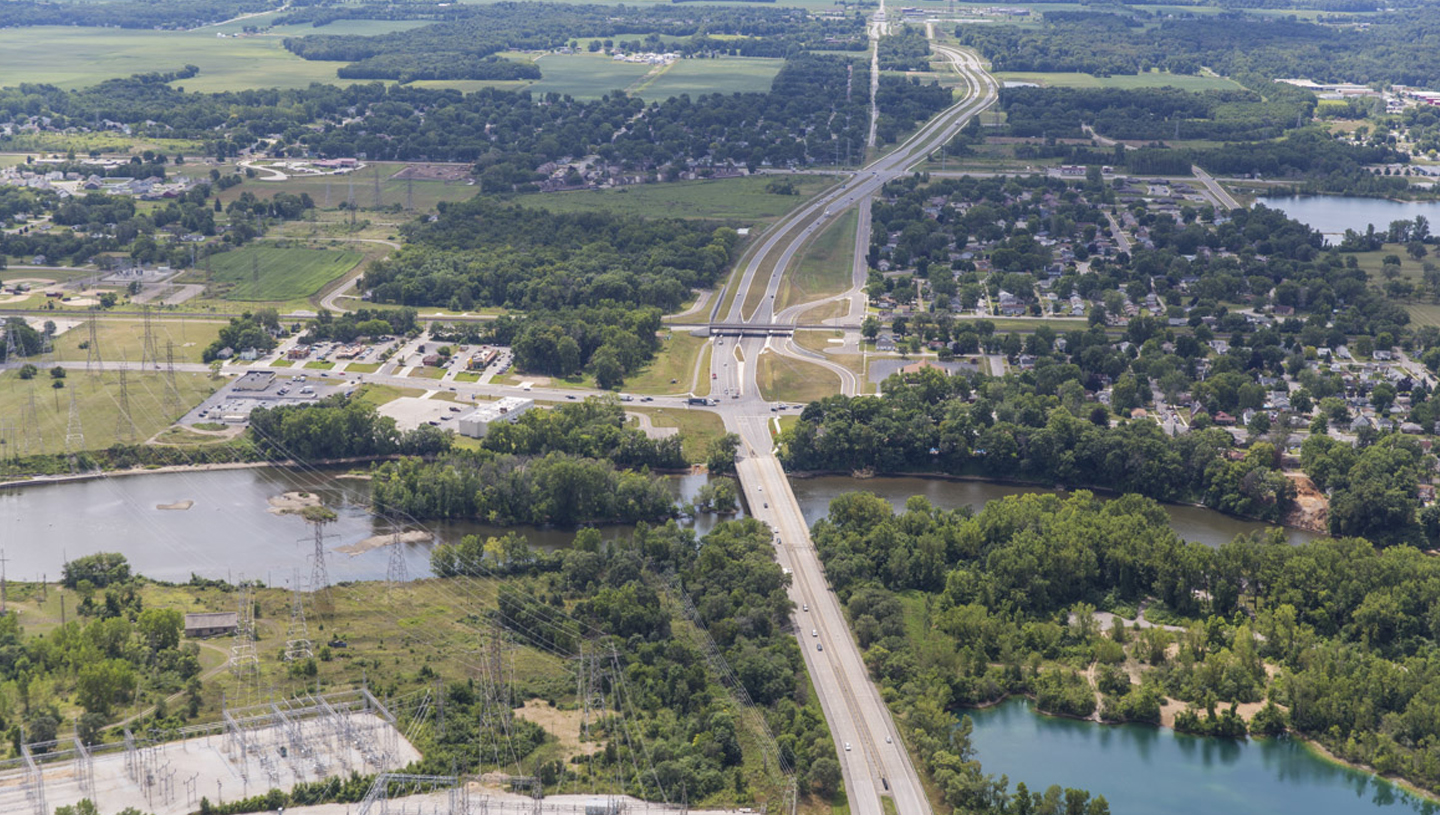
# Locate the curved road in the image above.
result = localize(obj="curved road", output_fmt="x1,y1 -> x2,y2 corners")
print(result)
708,42 -> 997,815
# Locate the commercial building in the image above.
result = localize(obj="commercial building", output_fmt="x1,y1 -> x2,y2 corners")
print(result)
457,397 -> 534,438
233,370 -> 275,392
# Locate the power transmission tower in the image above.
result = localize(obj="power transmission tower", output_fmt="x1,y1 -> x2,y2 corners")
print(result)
19,382 -> 41,456
302,518 -> 338,616
140,306 -> 160,370
230,581 -> 259,681
64,388 -> 85,453
385,527 -> 408,597
373,165 -> 382,209
405,176 -> 414,211
163,341 -> 182,418
4,319 -> 24,364
114,366 -> 137,443
84,313 -> 103,376
284,569 -> 312,662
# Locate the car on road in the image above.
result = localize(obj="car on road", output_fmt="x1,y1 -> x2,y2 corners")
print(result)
811,629 -> 818,637
803,604 -> 808,612
885,736 -> 892,744
844,742 -> 851,752
566,395 -> 576,400
817,643 -> 823,651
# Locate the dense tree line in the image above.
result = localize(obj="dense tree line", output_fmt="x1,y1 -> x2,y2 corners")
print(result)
0,0 -> 281,30
813,489 -> 1440,800
957,8 -> 1440,89
998,86 -> 1307,142
281,2 -> 866,80
422,517 -> 836,804
480,398 -> 685,470
784,370 -> 1294,522
247,393 -> 449,461
876,26 -> 931,71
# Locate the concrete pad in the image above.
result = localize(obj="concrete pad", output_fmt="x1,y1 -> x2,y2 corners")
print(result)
377,396 -> 460,431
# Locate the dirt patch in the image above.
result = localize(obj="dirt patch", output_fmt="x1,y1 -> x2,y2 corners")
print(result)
393,163 -> 473,182
335,529 -> 432,556
1283,472 -> 1328,533
1158,697 -> 1188,728
267,491 -> 323,515
157,500 -> 194,511
513,699 -> 599,757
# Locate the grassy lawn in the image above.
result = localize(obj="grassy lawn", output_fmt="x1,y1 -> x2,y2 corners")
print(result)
269,359 -> 294,368
345,362 -> 381,373
408,366 -> 447,379
50,317 -> 224,365
304,360 -> 336,370
201,246 -> 362,302
528,54 -> 653,99
1350,243 -> 1431,286
794,330 -> 844,353
149,426 -> 240,447
0,369 -> 219,455
453,371 -> 481,382
756,352 -> 840,404
1408,304 -> 1440,329
354,383 -> 424,407
623,333 -> 707,394
511,174 -> 838,223
777,209 -> 856,312
634,57 -> 784,100
994,70 -> 1240,91
628,406 -> 726,463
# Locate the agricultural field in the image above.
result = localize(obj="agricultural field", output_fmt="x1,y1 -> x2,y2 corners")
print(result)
50,317 -> 224,365
0,27 -> 343,91
994,71 -> 1242,91
776,208 -> 856,312
200,246 -> 362,302
528,53 -> 653,99
0,368 -> 220,455
634,57 -> 784,100
512,173 -> 838,222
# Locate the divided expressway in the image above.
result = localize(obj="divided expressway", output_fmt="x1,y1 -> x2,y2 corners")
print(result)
706,41 -> 999,815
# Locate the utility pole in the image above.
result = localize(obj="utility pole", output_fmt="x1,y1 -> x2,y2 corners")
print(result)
405,176 -> 414,211
141,306 -> 160,370
373,164 -> 382,209
84,313 -> 102,376
164,341 -> 182,419
115,365 -> 137,443
385,526 -> 408,598
284,568 -> 312,662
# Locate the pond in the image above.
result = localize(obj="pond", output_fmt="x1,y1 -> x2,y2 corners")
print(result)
966,698 -> 1436,815
1264,195 -> 1440,243
787,475 -> 1318,548
0,466 -> 722,584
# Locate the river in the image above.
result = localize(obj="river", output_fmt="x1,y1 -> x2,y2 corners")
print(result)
788,475 -> 1318,548
1265,195 -> 1440,243
967,698 -> 1436,815
0,469 -> 1312,584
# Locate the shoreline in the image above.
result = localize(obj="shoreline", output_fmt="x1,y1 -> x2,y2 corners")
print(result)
787,468 -> 1321,535
0,455 -> 400,491
967,695 -> 1440,805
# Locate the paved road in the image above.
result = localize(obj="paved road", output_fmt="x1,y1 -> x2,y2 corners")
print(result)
706,41 -> 997,815
1191,165 -> 1242,211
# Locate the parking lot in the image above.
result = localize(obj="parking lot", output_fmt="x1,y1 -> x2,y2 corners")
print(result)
179,371 -> 349,427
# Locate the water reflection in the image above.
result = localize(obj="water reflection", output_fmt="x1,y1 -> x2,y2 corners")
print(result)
966,699 -> 1437,814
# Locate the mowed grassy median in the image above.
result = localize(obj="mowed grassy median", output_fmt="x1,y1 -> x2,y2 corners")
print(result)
204,246 -> 362,301
776,208 -> 856,312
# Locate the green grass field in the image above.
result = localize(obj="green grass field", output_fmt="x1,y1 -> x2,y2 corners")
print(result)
203,246 -> 361,301
0,369 -> 219,454
623,332 -> 706,394
756,351 -> 840,404
627,405 -> 726,463
529,54 -> 654,99
51,318 -> 224,365
994,71 -> 1241,91
214,163 -> 479,212
776,209 -> 856,312
634,57 -> 783,100
512,174 -> 838,222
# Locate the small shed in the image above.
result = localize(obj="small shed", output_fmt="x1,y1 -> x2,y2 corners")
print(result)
184,612 -> 238,639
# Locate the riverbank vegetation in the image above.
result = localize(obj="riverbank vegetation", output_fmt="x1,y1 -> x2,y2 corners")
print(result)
0,514 -> 832,811
812,488 -> 1440,803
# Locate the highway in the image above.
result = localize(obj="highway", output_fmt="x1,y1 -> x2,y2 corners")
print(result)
705,40 -> 997,815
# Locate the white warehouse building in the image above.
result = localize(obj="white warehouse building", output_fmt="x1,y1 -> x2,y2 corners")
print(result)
457,397 -> 534,438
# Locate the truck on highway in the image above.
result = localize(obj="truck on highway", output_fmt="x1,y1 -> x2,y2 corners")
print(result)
687,397 -> 715,406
